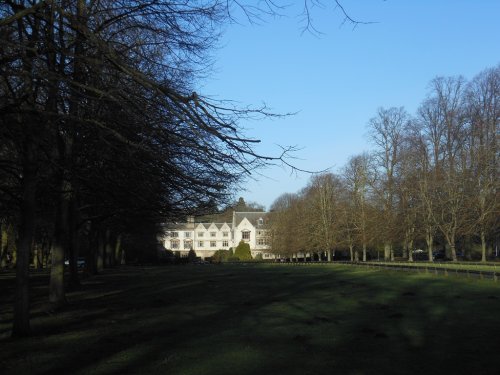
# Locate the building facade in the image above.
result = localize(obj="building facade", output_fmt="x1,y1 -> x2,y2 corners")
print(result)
162,212 -> 274,260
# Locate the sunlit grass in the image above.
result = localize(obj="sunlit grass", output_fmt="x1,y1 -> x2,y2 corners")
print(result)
1,264 -> 499,374
359,261 -> 500,273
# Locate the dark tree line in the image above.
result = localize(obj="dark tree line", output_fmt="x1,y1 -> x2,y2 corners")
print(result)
2,0 -> 326,337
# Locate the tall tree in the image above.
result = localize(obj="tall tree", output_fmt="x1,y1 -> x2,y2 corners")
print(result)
304,173 -> 342,262
269,193 -> 306,260
1,0 -> 298,336
342,153 -> 374,262
465,65 -> 500,261
368,107 -> 409,260
422,76 -> 469,261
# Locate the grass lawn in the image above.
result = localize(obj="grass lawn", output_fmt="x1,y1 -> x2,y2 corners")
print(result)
363,261 -> 500,273
1,264 -> 500,375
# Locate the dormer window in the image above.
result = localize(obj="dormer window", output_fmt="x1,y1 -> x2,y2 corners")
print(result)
258,218 -> 264,226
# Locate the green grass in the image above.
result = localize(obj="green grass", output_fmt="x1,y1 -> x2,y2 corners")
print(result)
361,261 -> 500,273
1,264 -> 500,375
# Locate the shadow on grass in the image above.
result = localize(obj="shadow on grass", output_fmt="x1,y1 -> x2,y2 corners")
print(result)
1,265 -> 500,374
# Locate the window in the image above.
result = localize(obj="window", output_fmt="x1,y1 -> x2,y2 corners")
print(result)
258,218 -> 264,226
210,241 -> 217,247
183,240 -> 192,249
184,232 -> 191,238
198,232 -> 204,237
171,232 -> 179,238
222,240 -> 229,247
257,238 -> 269,246
257,231 -> 262,236
198,241 -> 204,247
210,232 -> 216,237
171,240 -> 180,249
242,231 -> 250,240
223,231 -> 229,237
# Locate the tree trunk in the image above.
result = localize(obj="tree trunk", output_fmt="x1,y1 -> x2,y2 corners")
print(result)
450,243 -> 458,262
42,237 -> 51,269
426,231 -> 433,263
49,178 -> 71,307
1,222 -> 7,268
121,248 -> 126,265
33,244 -> 39,269
362,243 -> 367,262
67,198 -> 80,289
349,245 -> 354,262
12,138 -> 37,337
11,238 -> 17,267
384,243 -> 391,261
480,230 -> 487,263
97,229 -> 104,272
105,229 -> 113,267
408,239 -> 414,262
402,232 -> 409,259
114,234 -> 122,265
88,224 -> 97,275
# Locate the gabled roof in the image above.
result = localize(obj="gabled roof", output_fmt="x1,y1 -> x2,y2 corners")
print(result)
233,212 -> 269,228
195,223 -> 209,230
163,223 -> 195,230
195,222 -> 231,230
164,213 -> 269,231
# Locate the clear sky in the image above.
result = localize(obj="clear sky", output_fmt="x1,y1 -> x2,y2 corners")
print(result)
203,1 -> 500,210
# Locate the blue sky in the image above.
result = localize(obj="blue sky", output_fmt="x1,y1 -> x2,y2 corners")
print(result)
203,1 -> 500,210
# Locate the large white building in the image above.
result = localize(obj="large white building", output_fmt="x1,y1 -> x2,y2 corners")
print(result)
162,211 -> 274,260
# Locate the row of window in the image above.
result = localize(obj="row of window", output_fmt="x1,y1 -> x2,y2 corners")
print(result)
170,240 -> 230,249
170,238 -> 269,250
257,238 -> 270,245
169,231 -> 262,239
170,231 -> 230,238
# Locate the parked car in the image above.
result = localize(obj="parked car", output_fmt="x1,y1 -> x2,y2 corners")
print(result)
64,257 -> 86,268
412,249 -> 428,261
432,251 -> 446,260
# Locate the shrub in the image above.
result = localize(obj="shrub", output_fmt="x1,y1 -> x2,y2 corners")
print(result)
212,249 -> 230,263
234,240 -> 252,261
187,249 -> 197,263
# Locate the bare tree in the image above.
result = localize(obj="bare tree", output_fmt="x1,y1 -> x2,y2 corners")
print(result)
269,192 -> 306,260
342,153 -> 374,262
0,0 -> 304,336
303,173 -> 343,262
395,133 -> 422,262
368,107 -> 409,260
465,65 -> 500,261
421,76 -> 469,262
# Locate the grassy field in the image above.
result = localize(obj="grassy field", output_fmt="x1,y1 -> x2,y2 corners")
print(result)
360,261 -> 500,273
1,264 -> 500,375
